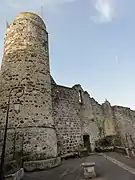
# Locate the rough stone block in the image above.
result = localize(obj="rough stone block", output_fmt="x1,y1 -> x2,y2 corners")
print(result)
82,162 -> 96,179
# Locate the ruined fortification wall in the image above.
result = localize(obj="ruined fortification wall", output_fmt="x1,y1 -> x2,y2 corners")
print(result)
76,87 -> 99,151
91,98 -> 105,138
51,83 -> 120,153
112,106 -> 135,147
52,84 -> 82,155
102,101 -> 116,136
0,12 -> 57,162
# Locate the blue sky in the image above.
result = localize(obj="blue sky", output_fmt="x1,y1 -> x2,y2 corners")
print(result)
0,0 -> 135,109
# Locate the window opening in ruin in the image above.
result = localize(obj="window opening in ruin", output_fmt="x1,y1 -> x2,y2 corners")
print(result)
91,118 -> 95,122
83,135 -> 91,152
79,90 -> 83,103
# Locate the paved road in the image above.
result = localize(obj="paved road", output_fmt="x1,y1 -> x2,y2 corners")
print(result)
23,155 -> 135,180
105,152 -> 135,169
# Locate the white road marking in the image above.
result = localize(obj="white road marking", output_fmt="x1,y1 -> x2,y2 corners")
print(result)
103,154 -> 135,176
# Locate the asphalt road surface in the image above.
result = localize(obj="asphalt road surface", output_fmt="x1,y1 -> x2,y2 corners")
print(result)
22,155 -> 135,180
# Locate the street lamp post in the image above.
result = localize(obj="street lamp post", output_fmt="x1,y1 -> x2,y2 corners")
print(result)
0,86 -> 24,180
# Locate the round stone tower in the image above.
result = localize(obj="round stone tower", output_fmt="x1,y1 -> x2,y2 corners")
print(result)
0,12 -> 59,170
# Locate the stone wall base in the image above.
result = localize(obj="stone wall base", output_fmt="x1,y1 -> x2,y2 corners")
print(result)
114,146 -> 126,155
23,156 -> 61,172
5,168 -> 24,180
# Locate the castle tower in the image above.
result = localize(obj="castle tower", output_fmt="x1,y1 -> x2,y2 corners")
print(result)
0,12 -> 59,169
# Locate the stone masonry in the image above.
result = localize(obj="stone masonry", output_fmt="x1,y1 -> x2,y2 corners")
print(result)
0,12 -> 135,171
0,12 -> 58,169
52,84 -> 82,155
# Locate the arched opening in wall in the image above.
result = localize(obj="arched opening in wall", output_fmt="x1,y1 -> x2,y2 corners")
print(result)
79,90 -> 83,104
83,135 -> 91,152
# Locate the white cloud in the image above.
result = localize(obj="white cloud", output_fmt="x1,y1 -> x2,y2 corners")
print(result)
92,0 -> 116,23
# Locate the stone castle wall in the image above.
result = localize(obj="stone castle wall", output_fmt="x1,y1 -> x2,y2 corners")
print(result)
1,12 -> 135,171
52,82 -> 135,152
79,91 -> 100,151
112,106 -> 135,147
0,12 -> 57,163
52,84 -> 82,155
